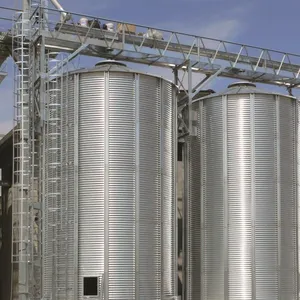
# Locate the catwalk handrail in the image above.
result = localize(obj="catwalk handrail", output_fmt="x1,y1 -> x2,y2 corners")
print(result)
31,6 -> 300,57
39,8 -> 300,65
3,5 -> 300,86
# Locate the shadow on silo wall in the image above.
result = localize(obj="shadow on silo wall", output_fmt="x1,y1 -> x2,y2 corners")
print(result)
0,131 -> 13,300
0,191 -> 12,300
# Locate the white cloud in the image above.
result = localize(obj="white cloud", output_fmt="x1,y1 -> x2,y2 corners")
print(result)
130,16 -> 244,89
157,18 -> 242,41
199,19 -> 242,41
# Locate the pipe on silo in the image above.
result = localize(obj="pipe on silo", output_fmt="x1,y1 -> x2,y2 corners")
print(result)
50,0 -> 71,22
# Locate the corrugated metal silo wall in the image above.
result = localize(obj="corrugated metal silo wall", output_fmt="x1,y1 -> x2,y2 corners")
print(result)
184,90 -> 298,300
42,68 -> 178,300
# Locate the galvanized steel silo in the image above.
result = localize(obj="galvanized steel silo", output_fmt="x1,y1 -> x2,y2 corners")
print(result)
42,61 -> 178,300
183,82 -> 299,300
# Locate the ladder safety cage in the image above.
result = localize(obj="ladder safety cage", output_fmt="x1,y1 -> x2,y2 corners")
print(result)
12,11 -> 31,300
42,50 -> 67,299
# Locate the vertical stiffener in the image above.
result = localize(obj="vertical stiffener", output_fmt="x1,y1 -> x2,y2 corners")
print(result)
184,82 -> 299,300
42,61 -> 178,300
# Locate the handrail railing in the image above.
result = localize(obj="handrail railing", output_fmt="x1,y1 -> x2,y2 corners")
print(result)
23,5 -> 300,87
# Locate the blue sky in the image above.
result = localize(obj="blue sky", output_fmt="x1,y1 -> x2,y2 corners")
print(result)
1,0 -> 300,133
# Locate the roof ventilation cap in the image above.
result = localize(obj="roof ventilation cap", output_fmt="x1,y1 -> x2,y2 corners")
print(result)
227,81 -> 256,88
95,60 -> 127,67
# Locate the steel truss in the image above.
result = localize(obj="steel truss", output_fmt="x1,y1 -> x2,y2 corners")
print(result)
10,2 -> 300,299
28,5 -> 300,135
27,6 -> 300,87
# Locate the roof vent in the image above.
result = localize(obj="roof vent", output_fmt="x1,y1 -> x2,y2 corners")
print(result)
95,60 -> 127,67
227,81 -> 256,89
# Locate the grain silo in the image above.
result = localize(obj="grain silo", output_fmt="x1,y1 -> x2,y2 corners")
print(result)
41,61 -> 178,300
183,82 -> 299,300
